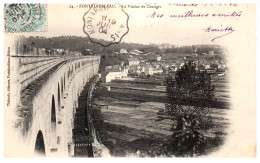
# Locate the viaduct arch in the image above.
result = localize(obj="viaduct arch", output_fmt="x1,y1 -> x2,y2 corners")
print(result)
6,56 -> 100,157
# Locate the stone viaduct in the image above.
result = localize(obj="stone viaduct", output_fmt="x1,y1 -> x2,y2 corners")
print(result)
5,52 -> 100,157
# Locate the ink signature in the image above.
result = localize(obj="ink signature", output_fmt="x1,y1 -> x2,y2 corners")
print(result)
203,25 -> 235,41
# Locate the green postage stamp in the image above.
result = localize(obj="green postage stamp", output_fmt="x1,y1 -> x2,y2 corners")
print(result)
4,4 -> 47,32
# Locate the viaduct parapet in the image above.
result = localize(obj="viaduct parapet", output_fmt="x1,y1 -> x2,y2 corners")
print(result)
5,53 -> 100,157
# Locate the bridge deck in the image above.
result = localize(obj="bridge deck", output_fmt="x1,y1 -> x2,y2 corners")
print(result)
73,75 -> 100,157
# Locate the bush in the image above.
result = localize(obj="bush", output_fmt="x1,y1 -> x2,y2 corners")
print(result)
164,61 -> 215,157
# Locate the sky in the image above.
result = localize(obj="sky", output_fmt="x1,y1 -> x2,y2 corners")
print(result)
4,3 -> 255,46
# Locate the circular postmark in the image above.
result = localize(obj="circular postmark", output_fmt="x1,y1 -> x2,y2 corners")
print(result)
4,4 -> 46,32
83,4 -> 129,47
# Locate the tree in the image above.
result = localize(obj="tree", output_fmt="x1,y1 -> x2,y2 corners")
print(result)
164,61 -> 215,157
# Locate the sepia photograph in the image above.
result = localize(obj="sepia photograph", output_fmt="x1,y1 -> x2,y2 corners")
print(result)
2,2 -> 257,159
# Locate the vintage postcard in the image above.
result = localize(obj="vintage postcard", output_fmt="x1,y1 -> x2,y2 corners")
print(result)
3,3 -> 256,158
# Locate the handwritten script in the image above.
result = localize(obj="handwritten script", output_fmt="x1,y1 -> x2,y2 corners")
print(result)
148,10 -> 242,18
202,26 -> 235,41
147,9 -> 242,41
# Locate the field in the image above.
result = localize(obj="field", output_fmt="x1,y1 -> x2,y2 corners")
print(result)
92,74 -> 230,157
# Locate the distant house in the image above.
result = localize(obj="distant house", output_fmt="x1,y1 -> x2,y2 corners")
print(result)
205,64 -> 210,69
112,65 -> 121,71
85,49 -> 93,55
144,65 -> 154,75
197,64 -> 205,70
172,67 -> 178,72
196,64 -> 206,73
140,62 -> 146,69
144,52 -> 152,56
128,58 -> 140,66
151,62 -> 160,68
102,69 -> 128,83
49,48 -> 58,55
156,56 -> 162,61
129,49 -> 143,55
180,62 -> 185,68
190,53 -> 198,57
38,48 -> 47,55
64,50 -> 69,56
209,51 -> 215,55
206,68 -> 216,74
101,71 -> 110,83
128,66 -> 141,75
57,49 -> 63,53
105,66 -> 113,71
210,64 -> 218,69
120,61 -> 124,67
161,63 -> 170,69
153,68 -> 163,74
70,51 -> 81,56
218,65 -> 226,72
141,66 -> 145,73
120,49 -> 128,54
175,63 -> 181,69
